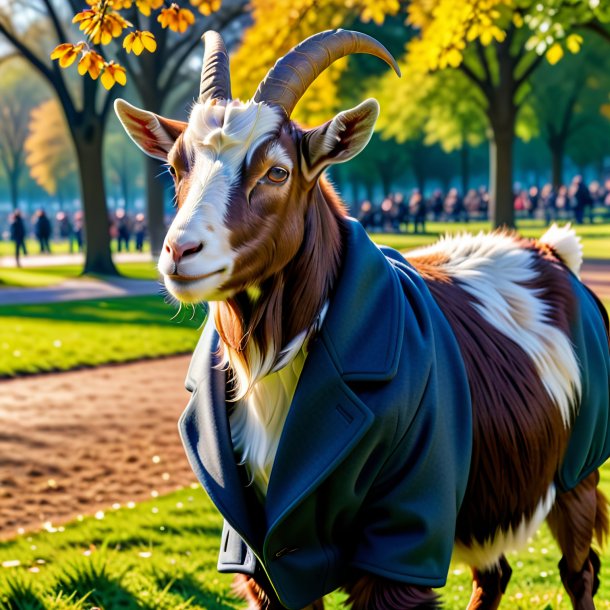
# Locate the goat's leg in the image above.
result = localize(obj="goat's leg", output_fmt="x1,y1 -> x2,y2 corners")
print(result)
344,573 -> 441,609
546,470 -> 609,610
466,555 -> 512,610
232,573 -> 324,610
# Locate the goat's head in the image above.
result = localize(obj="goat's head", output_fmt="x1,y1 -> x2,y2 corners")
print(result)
115,29 -> 399,304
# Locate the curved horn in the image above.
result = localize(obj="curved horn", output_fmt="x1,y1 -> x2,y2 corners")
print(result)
253,29 -> 400,117
199,31 -> 231,102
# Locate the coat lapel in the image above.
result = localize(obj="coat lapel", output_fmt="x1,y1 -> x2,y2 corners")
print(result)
178,321 -> 263,550
264,219 -> 405,534
264,342 -> 375,532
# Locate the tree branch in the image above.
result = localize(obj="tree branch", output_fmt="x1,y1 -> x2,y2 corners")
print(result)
583,20 -> 610,44
101,85 -> 118,122
458,61 -> 488,99
0,19 -> 53,81
475,40 -> 493,86
162,2 -> 246,92
41,0 -> 69,44
514,52 -> 544,92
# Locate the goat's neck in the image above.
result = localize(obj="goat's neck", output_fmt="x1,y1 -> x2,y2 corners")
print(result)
213,178 -> 346,398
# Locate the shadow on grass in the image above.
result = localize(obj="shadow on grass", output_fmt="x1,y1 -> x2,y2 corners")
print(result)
151,567 -> 237,610
54,557 -> 154,610
0,576 -> 44,610
0,296 -> 206,329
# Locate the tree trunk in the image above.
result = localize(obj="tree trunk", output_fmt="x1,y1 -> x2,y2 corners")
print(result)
8,171 -> 18,210
489,123 -> 515,228
146,157 -> 166,256
73,125 -> 118,276
551,141 -> 564,190
460,144 -> 470,196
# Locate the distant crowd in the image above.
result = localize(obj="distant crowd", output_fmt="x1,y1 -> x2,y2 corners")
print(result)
5,208 -> 147,266
358,175 -> 610,233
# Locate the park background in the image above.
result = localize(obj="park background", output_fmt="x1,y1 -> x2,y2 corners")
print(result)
2,0 -> 610,608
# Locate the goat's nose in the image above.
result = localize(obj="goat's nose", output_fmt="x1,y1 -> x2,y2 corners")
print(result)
164,239 -> 204,263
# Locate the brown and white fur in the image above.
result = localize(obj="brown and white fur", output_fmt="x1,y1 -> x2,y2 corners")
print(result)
116,89 -> 609,609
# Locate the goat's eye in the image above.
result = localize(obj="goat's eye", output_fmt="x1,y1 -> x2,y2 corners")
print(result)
266,166 -> 289,184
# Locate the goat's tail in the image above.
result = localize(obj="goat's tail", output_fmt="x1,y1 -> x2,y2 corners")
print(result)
539,223 -> 583,277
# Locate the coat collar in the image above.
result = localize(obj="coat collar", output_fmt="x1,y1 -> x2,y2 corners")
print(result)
321,218 -> 405,381
179,219 -> 406,552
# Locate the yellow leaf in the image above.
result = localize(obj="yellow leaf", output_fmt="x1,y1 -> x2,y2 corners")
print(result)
545,42 -> 563,65
513,12 -> 523,28
566,34 -> 583,54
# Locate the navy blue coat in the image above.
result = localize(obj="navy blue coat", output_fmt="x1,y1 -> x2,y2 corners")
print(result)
179,220 -> 473,609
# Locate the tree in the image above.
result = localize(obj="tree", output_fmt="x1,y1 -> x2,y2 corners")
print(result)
376,67 -> 488,196
0,58 -> 45,210
104,129 -> 144,210
231,0 -> 406,125
0,2 -> 118,274
529,38 -> 610,188
25,97 -> 79,205
397,0 -> 610,228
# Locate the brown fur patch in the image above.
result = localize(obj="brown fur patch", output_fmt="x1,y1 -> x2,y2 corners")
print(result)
406,252 -> 451,283
344,574 -> 440,609
420,268 -> 572,546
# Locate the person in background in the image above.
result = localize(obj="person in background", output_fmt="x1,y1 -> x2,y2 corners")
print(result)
56,211 -> 74,253
528,185 -> 539,219
34,209 -> 52,254
430,189 -> 444,221
409,189 -> 426,234
73,211 -> 84,251
540,183 -> 557,225
10,210 -> 27,267
134,213 -> 146,252
116,209 -> 131,252
572,175 -> 593,224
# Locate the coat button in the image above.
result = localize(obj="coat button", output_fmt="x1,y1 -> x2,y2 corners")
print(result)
274,546 -> 300,559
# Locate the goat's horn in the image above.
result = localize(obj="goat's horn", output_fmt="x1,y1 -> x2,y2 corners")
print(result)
253,29 -> 400,117
199,31 -> 231,102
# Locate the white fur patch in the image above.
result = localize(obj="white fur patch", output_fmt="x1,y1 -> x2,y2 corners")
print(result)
219,302 -> 328,496
539,223 -> 583,278
408,231 -> 581,426
453,485 -> 556,570
159,99 -> 284,302
229,343 -> 307,495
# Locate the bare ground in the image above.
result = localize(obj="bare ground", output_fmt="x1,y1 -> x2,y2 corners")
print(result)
0,356 -> 196,539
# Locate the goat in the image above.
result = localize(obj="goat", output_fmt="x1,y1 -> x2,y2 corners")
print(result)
115,29 -> 610,610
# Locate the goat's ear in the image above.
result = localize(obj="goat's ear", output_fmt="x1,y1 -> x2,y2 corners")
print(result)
301,98 -> 379,179
114,98 -> 187,161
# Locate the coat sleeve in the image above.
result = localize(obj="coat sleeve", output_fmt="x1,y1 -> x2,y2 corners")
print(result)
350,356 -> 471,587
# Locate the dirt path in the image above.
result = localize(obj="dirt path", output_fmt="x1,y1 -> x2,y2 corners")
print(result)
0,356 -> 196,539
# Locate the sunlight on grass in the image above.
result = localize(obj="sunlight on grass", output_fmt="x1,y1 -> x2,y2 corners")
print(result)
0,296 -> 205,377
0,262 -> 159,289
1,467 -> 609,609
369,219 -> 610,260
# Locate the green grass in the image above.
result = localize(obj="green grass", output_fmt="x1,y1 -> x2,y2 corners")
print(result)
0,239 -> 151,257
1,468 -> 610,610
0,295 -> 205,377
368,219 -> 610,260
0,262 -> 159,289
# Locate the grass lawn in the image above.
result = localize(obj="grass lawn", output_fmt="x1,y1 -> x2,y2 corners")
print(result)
0,295 -> 205,377
368,219 -> 610,260
0,262 -> 159,289
0,239 -> 151,258
1,467 -> 610,610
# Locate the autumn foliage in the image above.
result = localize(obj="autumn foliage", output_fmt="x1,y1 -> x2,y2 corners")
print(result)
50,0 -> 210,89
